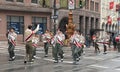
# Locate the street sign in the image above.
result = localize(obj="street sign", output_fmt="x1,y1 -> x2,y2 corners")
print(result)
51,15 -> 58,19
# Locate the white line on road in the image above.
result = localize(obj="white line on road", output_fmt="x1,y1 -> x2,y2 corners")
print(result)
111,59 -> 120,62
89,64 -> 109,69
115,68 -> 120,71
83,56 -> 104,60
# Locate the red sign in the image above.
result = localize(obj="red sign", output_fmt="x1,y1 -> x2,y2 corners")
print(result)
107,16 -> 112,24
109,1 -> 114,9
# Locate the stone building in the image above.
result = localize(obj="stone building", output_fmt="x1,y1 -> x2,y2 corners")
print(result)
0,0 -> 101,41
0,0 -> 52,41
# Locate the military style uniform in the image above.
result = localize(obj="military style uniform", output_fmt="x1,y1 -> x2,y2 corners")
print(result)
32,34 -> 39,58
42,30 -> 52,57
77,34 -> 85,59
24,25 -> 39,63
103,34 -> 110,54
70,31 -> 82,64
53,30 -> 65,63
8,30 -> 17,61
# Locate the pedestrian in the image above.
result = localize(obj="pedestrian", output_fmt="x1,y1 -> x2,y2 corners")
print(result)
115,34 -> 120,52
113,33 -> 117,51
32,33 -> 39,59
24,24 -> 39,63
70,30 -> 82,64
42,29 -> 52,57
85,34 -> 90,48
53,29 -> 65,63
8,28 -> 17,61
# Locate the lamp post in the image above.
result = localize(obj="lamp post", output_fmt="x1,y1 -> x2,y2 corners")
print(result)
53,0 -> 57,35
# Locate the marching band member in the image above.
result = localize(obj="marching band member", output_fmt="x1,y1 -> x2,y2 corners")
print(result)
42,29 -> 52,57
32,33 -> 39,59
8,28 -> 17,61
70,30 -> 82,64
24,24 -> 39,63
53,29 -> 65,63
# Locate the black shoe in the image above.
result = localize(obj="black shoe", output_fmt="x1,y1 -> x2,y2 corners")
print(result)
61,59 -> 63,62
44,54 -> 48,57
24,61 -> 27,64
103,52 -> 107,54
54,60 -> 58,63
9,58 -> 14,61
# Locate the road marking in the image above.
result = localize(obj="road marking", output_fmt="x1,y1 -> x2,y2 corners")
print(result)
83,56 -> 104,60
43,58 -> 73,64
115,69 -> 120,71
89,64 -> 109,69
111,59 -> 120,62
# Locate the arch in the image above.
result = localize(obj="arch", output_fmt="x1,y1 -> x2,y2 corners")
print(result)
59,17 -> 68,33
112,24 -> 115,31
102,22 -> 105,29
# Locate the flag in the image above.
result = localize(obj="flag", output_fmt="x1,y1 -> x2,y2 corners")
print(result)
107,16 -> 112,24
109,1 -> 114,9
116,4 -> 120,11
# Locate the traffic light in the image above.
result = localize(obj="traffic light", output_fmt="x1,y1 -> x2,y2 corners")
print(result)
79,0 -> 83,8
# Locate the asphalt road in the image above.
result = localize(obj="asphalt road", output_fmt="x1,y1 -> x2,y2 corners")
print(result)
0,41 -> 120,72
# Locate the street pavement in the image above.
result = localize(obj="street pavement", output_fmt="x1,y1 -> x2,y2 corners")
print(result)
0,41 -> 120,72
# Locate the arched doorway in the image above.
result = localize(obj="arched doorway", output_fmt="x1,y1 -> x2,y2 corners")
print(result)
59,17 -> 68,33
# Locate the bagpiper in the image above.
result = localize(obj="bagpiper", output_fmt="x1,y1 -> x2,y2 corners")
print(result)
70,30 -> 82,64
8,28 -> 17,61
24,24 -> 39,63
42,29 -> 52,57
53,29 -> 65,63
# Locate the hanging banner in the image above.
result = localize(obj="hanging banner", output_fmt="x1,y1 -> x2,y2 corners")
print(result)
68,0 -> 75,9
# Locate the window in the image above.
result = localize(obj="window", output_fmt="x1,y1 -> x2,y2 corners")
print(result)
85,0 -> 89,9
31,0 -> 38,4
17,0 -> 23,2
6,0 -> 13,2
32,17 -> 47,34
95,2 -> 99,12
90,1 -> 94,11
60,0 -> 68,8
7,16 -> 24,34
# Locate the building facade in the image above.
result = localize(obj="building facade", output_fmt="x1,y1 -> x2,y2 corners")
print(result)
0,0 -> 101,41
56,0 -> 100,36
100,0 -> 120,36
0,0 -> 52,41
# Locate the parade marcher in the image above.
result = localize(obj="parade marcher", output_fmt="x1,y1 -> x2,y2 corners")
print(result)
24,24 -> 39,63
8,28 -> 17,61
53,29 -> 65,63
103,32 -> 110,54
115,34 -> 120,52
92,34 -> 100,53
42,29 -> 52,57
70,30 -> 82,64
32,33 -> 39,59
77,32 -> 85,60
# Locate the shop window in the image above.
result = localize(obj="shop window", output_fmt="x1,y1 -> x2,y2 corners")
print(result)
31,0 -> 38,4
7,16 -> 24,34
32,17 -> 47,34
17,0 -> 23,2
6,0 -> 13,2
